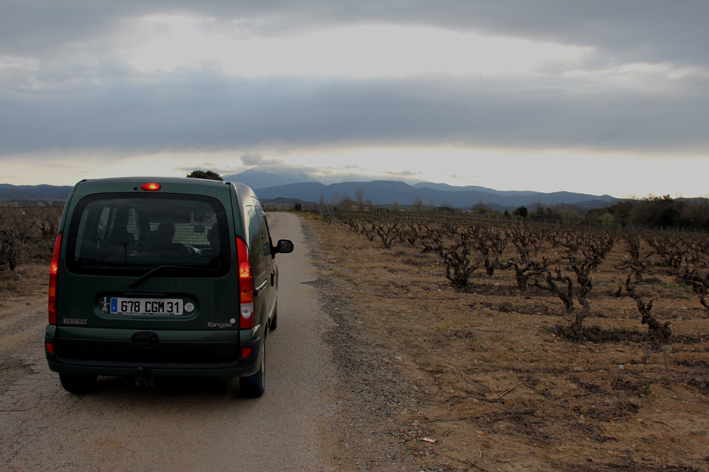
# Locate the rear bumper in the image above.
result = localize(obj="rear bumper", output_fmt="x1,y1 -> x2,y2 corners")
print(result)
45,325 -> 263,378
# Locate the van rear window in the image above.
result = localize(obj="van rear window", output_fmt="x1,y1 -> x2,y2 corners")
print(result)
65,193 -> 230,276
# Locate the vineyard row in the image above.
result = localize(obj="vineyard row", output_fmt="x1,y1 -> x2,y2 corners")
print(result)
338,212 -> 709,342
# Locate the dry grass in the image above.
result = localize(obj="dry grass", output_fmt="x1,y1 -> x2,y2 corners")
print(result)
0,263 -> 49,299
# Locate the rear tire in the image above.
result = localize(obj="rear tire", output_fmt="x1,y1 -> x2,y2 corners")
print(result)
239,341 -> 265,397
269,304 -> 278,331
59,373 -> 98,394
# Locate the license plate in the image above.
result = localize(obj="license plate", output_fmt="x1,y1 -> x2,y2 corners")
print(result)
110,298 -> 184,316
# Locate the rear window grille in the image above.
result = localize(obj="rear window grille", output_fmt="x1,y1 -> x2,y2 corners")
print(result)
66,193 -> 230,276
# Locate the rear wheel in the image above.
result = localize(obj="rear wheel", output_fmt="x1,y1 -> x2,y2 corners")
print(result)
59,373 -> 98,394
239,341 -> 265,397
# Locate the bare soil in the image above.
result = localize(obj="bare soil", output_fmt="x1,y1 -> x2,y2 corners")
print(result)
306,216 -> 709,472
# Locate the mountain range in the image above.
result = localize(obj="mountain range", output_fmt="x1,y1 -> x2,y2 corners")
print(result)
1,169 -> 616,210
247,180 -> 614,210
0,184 -> 73,203
221,167 -> 615,210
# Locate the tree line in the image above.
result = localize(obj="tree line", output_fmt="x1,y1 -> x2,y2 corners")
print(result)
315,191 -> 709,231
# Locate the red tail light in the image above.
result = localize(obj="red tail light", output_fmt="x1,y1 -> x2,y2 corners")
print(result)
140,182 -> 161,191
236,237 -> 254,329
48,232 -> 62,325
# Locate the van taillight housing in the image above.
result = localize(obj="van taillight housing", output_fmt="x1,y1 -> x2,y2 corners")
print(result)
48,232 -> 62,325
140,182 -> 161,191
236,236 -> 254,329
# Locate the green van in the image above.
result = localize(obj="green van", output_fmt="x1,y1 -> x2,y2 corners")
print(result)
44,177 -> 293,397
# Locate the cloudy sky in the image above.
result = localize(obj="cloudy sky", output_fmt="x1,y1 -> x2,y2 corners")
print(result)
1,1 -> 708,197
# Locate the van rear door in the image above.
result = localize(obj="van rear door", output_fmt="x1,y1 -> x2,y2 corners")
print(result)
58,192 -> 238,331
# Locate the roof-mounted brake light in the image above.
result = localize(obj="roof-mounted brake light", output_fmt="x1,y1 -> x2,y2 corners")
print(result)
141,183 -> 161,191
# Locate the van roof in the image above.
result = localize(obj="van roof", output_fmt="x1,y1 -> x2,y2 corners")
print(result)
70,177 -> 241,198
68,177 -> 263,211
76,177 -> 230,187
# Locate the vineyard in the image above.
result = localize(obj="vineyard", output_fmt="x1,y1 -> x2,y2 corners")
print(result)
339,212 -> 709,339
0,206 -> 62,294
310,210 -> 709,471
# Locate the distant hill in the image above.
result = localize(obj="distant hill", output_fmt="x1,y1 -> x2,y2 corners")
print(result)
221,167 -> 616,209
0,184 -> 72,203
413,182 -> 538,198
0,180 -> 617,211
255,180 -> 617,210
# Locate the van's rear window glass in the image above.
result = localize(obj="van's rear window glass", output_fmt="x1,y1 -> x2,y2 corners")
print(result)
66,193 -> 230,276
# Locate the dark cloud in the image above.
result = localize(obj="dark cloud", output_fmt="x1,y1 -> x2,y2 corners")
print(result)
2,1 -> 708,68
1,1 -> 708,162
1,71 -> 707,156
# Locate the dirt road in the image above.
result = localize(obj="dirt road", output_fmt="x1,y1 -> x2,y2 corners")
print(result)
0,212 -> 340,471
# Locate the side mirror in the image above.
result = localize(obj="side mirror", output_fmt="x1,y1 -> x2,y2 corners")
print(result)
272,239 -> 294,255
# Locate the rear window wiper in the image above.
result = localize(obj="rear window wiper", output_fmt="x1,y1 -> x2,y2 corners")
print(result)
129,265 -> 220,289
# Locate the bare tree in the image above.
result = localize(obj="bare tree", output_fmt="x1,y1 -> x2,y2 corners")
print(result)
355,188 -> 365,211
474,228 -> 506,277
443,228 -> 483,287
624,276 -> 672,342
507,256 -> 538,293
337,194 -> 354,212
532,199 -> 545,216
675,255 -> 709,314
617,233 -> 652,283
531,232 -> 614,333
471,200 -> 488,215
412,197 -> 423,213
531,258 -> 575,313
